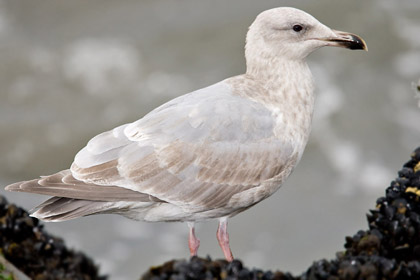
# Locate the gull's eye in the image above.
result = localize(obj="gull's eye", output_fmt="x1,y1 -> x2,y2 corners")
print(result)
293,24 -> 303,32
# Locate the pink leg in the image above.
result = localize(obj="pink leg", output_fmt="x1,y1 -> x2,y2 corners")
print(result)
188,222 -> 200,257
216,217 -> 234,262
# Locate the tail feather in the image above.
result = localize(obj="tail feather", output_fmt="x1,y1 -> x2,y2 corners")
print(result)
6,170 -> 167,222
30,197 -> 155,222
5,170 -> 165,202
31,197 -> 112,222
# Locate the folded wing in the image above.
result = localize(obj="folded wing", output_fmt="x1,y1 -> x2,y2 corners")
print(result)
6,80 -> 295,218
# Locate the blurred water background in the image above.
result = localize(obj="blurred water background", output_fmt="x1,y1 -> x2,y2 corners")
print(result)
0,0 -> 419,279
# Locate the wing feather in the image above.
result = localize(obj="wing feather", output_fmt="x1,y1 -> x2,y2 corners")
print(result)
6,170 -> 163,202
70,81 -> 295,212
7,80 -> 295,217
31,197 -> 111,221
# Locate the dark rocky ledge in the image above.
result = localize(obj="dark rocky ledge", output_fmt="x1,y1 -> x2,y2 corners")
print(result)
0,197 -> 105,279
1,147 -> 420,280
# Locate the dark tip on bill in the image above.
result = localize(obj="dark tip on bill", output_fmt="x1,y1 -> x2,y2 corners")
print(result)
348,34 -> 368,51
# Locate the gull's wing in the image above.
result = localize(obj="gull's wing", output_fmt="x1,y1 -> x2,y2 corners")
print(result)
7,80 -> 295,214
6,170 -> 163,202
70,80 -> 294,212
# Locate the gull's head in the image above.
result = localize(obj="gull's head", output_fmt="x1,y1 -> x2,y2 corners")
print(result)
245,7 -> 367,63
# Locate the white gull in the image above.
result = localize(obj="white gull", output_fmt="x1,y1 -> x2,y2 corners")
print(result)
6,7 -> 367,261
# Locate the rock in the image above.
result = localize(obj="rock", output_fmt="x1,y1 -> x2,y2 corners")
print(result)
0,196 -> 106,280
0,254 -> 31,280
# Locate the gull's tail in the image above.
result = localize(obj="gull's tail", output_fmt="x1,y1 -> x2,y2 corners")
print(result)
30,197 -> 111,222
5,169 -> 163,222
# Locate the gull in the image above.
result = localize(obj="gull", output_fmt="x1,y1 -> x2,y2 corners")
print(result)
5,7 -> 367,261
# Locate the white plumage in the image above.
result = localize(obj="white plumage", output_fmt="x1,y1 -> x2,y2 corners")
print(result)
5,7 -> 367,261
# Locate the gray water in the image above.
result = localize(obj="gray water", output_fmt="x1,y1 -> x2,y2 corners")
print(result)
1,1 -> 419,279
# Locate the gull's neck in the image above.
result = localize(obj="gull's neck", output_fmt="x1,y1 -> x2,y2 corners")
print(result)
230,56 -> 315,155
246,56 -> 313,89
245,55 -> 315,112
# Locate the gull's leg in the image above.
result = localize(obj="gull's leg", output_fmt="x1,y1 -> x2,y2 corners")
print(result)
188,222 -> 200,257
216,217 -> 234,262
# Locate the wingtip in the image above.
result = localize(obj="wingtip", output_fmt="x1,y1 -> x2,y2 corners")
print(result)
29,206 -> 64,222
29,212 -> 61,222
4,182 -> 22,192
